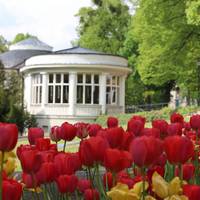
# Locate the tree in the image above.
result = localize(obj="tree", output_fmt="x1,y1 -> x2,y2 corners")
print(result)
76,0 -> 131,54
0,35 -> 8,53
132,0 -> 200,104
11,33 -> 36,44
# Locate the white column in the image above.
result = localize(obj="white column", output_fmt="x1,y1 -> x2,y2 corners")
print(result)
24,74 -> 32,112
99,73 -> 107,114
69,72 -> 77,116
41,72 -> 48,108
119,75 -> 126,113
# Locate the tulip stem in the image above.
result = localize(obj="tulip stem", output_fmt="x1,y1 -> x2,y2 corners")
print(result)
178,164 -> 183,186
63,141 -> 67,152
31,173 -> 40,200
141,167 -> 146,200
0,151 -> 4,200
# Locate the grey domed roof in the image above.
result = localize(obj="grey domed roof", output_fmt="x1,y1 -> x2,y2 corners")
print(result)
55,46 -> 110,55
9,38 -> 53,51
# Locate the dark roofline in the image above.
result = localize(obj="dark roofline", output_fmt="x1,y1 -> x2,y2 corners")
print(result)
54,46 -> 127,59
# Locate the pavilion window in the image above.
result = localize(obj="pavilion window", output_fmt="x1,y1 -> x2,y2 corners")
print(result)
77,74 -> 99,104
32,74 -> 42,104
48,73 -> 69,104
106,76 -> 120,105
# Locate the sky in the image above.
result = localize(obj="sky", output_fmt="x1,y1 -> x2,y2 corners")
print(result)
0,0 -> 92,50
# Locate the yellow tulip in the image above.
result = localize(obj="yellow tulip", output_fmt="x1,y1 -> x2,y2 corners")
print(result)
145,195 -> 156,200
152,172 -> 169,199
132,181 -> 149,196
107,183 -> 129,200
164,195 -> 188,200
3,157 -> 16,175
168,177 -> 182,196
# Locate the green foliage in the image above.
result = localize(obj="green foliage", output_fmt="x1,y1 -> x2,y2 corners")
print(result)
76,0 -> 131,54
6,104 -> 37,135
186,1 -> 200,25
11,33 -> 36,44
0,35 -> 8,53
96,106 -> 200,127
131,0 -> 200,104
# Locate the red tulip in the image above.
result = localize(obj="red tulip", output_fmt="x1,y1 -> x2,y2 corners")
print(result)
50,126 -> 61,142
129,136 -> 163,167
152,119 -> 168,138
164,136 -> 194,164
75,122 -> 89,139
105,127 -> 124,148
19,149 -> 43,173
54,152 -> 81,175
79,136 -> 109,167
0,123 -> 18,151
84,189 -> 99,200
175,164 -> 195,181
77,179 -> 91,193
22,173 -> 39,188
127,119 -> 144,136
60,122 -> 77,141
167,123 -> 182,136
87,124 -> 102,137
141,128 -> 160,138
107,117 -> 118,128
39,150 -> 57,163
2,179 -> 22,200
120,131 -> 134,151
56,175 -> 78,193
183,185 -> 200,200
170,113 -> 184,124
36,162 -> 56,184
183,122 -> 191,131
131,115 -> 146,124
28,127 -> 44,145
16,145 -> 36,160
103,172 -> 113,190
190,114 -> 200,130
35,138 -> 51,151
104,148 -> 132,173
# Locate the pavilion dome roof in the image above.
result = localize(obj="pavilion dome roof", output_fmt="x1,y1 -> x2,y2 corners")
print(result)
9,37 -> 53,51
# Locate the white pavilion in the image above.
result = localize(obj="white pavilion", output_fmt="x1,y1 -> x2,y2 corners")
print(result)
0,38 -> 131,131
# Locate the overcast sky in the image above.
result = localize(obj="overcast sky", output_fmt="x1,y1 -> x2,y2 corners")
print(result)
0,0 -> 92,50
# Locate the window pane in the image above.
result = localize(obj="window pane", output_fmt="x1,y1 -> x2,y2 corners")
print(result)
63,86 -> 69,103
117,77 -> 120,85
55,86 -> 61,103
106,76 -> 111,85
93,86 -> 99,104
39,86 -> 42,103
112,87 -> 116,103
77,74 -> 83,83
86,74 -> 91,83
56,74 -> 61,83
40,75 -> 43,84
112,76 -> 116,85
49,74 -> 53,83
106,87 -> 111,104
64,74 -> 69,83
94,75 -> 99,84
85,86 -> 91,104
117,87 -> 120,105
36,87 -> 39,104
77,86 -> 83,103
48,86 -> 53,103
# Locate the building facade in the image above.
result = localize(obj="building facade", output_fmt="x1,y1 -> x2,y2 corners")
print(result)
0,38 -> 131,131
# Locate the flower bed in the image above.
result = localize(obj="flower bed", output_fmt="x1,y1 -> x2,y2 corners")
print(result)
0,113 -> 200,200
